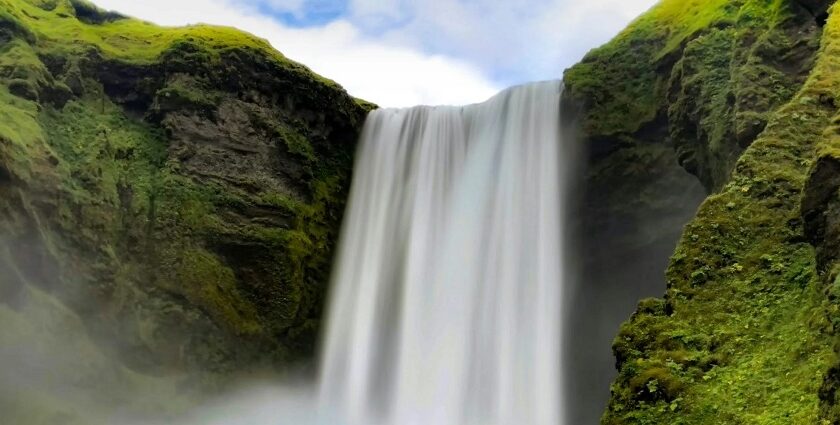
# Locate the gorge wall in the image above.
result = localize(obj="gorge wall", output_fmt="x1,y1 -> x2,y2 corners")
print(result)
565,0 -> 840,422
0,0 -> 368,420
7,0 -> 840,424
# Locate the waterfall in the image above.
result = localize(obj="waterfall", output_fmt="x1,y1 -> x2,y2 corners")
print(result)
318,80 -> 570,425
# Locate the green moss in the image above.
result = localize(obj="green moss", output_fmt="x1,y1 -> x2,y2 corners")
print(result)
169,248 -> 262,336
259,191 -> 304,213
626,361 -> 685,403
0,0 -> 350,108
563,0 -> 736,136
0,89 -> 46,183
603,3 -> 840,423
0,7 -> 35,43
7,0 -> 261,60
666,26 -> 737,187
0,0 -> 368,377
40,95 -> 167,193
278,125 -> 316,162
152,74 -> 221,117
565,0 -> 816,191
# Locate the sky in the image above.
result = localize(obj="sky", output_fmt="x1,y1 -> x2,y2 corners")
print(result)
93,0 -> 658,107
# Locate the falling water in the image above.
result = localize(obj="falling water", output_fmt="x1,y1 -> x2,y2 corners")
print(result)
318,80 -> 570,425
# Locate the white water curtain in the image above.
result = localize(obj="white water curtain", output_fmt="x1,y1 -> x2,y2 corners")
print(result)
319,81 -> 568,425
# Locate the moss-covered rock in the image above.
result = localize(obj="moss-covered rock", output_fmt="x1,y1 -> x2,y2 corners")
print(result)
566,0 -> 824,192
567,120 -> 708,424
568,0 -> 840,423
0,0 -> 369,404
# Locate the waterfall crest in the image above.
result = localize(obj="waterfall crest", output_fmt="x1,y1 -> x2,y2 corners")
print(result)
318,80 -> 570,425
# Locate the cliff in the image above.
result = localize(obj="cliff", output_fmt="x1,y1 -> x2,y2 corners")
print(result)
6,0 -> 840,423
0,0 -> 369,419
565,0 -> 840,422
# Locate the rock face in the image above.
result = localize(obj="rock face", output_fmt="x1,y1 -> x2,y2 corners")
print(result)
565,0 -> 840,423
566,0 -> 824,193
0,0 -> 369,414
7,0 -> 840,424
565,110 -> 707,425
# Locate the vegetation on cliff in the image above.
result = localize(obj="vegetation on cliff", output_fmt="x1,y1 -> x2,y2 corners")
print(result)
566,0 -> 822,191
0,0 -> 369,401
567,0 -> 840,423
8,0 -> 840,424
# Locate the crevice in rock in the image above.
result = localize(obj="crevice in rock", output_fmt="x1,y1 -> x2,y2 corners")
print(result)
817,11 -> 830,26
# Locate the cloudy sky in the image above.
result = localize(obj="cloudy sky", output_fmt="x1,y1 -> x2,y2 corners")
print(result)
93,0 -> 657,107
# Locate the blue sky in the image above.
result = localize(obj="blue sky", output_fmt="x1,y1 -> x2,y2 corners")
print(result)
262,0 -> 350,27
96,0 -> 658,106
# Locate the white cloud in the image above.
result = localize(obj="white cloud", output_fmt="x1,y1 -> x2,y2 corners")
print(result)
343,0 -> 657,84
348,0 -> 412,30
93,0 -> 501,107
92,0 -> 658,107
260,0 -> 306,13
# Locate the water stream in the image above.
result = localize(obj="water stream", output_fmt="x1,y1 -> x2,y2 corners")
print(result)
319,80 -> 570,425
